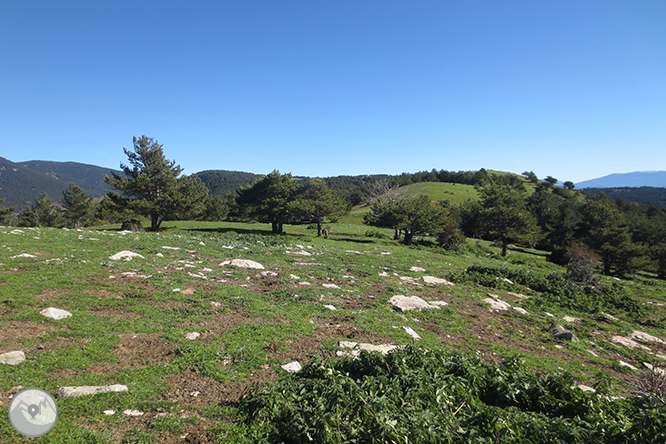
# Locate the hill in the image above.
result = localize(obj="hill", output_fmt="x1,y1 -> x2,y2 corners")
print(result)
195,170 -> 264,196
576,171 -> 666,189
581,186 -> 666,208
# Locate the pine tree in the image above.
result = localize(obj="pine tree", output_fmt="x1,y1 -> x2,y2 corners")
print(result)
62,183 -> 93,228
104,136 -> 208,231
290,179 -> 349,236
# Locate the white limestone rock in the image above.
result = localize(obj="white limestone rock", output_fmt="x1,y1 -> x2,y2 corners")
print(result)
410,266 -> 426,272
0,351 -> 26,365
281,361 -> 302,373
219,259 -> 265,269
389,295 -> 443,312
40,307 -> 72,320
185,332 -> 201,341
58,384 -> 128,398
482,296 -> 511,312
109,251 -> 145,261
421,276 -> 455,286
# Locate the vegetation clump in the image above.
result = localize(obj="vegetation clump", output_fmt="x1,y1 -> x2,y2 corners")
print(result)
242,346 -> 666,443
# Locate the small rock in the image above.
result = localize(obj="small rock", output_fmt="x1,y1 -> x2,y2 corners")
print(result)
109,251 -> 145,261
323,305 -> 337,310
162,246 -> 180,250
619,360 -> 639,371
378,272 -> 391,277
261,271 -> 279,277
103,410 -> 115,416
290,274 -> 301,280
180,288 -> 196,295
389,295 -> 443,312
545,312 -> 555,317
513,306 -> 530,315
58,384 -> 128,398
398,326 -> 422,340
338,341 -> 400,356
40,307 -> 72,320
322,283 -> 340,289
211,301 -> 221,308
185,332 -> 201,341
298,281 -> 311,286
0,351 -> 26,365
482,297 -> 511,312
552,325 -> 579,342
644,362 -> 666,376
578,384 -> 596,393
600,312 -> 619,322
156,253 -> 164,257
563,316 -> 580,323
10,253 -> 36,258
410,266 -> 426,273
123,409 -> 144,417
281,361 -> 302,373
219,259 -> 265,269
421,276 -> 455,286
630,330 -> 666,346
611,336 -> 651,351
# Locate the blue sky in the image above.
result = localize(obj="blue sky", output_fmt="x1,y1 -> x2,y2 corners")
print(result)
1,1 -> 664,184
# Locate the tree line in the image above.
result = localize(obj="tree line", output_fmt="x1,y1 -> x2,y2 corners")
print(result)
1,136 -> 665,280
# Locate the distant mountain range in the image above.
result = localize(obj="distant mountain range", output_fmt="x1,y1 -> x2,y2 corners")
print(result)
575,171 -> 666,189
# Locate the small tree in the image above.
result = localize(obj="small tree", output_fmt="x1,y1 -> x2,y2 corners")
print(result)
62,183 -> 93,228
236,170 -> 300,234
18,193 -> 64,227
398,195 -> 451,245
104,136 -> 208,231
477,180 -> 539,256
290,179 -> 349,236
0,198 -> 16,225
363,198 -> 406,240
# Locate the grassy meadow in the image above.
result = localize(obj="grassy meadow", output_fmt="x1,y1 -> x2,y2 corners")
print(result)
1,220 -> 666,442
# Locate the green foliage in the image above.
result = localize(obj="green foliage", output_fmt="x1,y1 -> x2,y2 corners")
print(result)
289,179 -> 350,236
103,136 -> 208,231
476,178 -> 539,256
0,197 -> 16,224
242,346 -> 651,443
236,170 -> 301,233
62,182 -> 94,228
18,192 -> 64,227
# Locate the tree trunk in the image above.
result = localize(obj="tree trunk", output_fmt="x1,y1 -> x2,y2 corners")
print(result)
394,228 -> 402,240
403,230 -> 414,245
501,240 -> 508,257
151,213 -> 160,231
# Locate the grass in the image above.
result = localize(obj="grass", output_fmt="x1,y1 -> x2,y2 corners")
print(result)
1,222 -> 665,442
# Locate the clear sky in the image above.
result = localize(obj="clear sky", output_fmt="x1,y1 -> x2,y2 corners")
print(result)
1,1 -> 664,184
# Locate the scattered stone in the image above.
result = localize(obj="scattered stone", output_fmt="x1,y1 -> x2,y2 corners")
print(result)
379,272 -> 391,277
322,283 -> 340,289
578,384 -> 596,393
221,245 -> 234,249
323,305 -> 337,311
103,410 -> 115,416
499,277 -> 514,284
40,307 -> 72,320
211,301 -> 221,308
389,295 -> 443,311
345,250 -> 363,254
630,330 -> 666,346
421,276 -> 455,286
9,229 -> 25,234
611,336 -> 651,351
298,282 -> 311,286
513,306 -> 530,316
508,292 -> 530,299
0,351 -> 26,365
10,253 -> 36,258
201,267 -> 214,272
123,409 -> 144,417
58,384 -> 128,398
380,252 -> 392,255
287,250 -> 312,256
545,312 -> 555,318
185,332 -> 201,341
219,259 -> 265,269
290,274 -> 301,280
410,266 -> 426,272
619,360 -> 639,371
644,362 -> 666,376
261,271 -> 278,277
396,326 -> 422,340
156,253 -> 164,257
162,246 -> 180,250
600,312 -> 619,322
552,325 -> 579,342
563,316 -> 580,323
482,296 -> 511,312
338,341 -> 400,356
429,301 -> 449,308
281,361 -> 302,373
109,251 -> 145,261
121,271 -> 152,279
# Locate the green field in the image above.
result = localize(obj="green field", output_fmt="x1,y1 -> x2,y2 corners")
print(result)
1,221 -> 665,442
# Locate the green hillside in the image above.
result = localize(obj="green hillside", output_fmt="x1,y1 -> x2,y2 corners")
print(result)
196,170 -> 264,196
